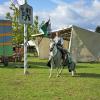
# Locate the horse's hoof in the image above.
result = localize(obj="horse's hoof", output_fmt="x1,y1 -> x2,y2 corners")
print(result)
24,71 -> 30,75
59,73 -> 61,75
74,70 -> 76,73
72,74 -> 74,76
49,76 -> 51,78
56,75 -> 60,77
72,71 -> 74,76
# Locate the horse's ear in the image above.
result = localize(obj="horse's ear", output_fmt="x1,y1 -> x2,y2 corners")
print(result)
50,39 -> 53,42
50,39 -> 52,41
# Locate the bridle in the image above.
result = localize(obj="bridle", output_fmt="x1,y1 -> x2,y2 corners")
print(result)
49,41 -> 57,57
50,43 -> 55,52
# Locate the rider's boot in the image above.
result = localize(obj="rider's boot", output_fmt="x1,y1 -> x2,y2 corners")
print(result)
62,52 -> 66,66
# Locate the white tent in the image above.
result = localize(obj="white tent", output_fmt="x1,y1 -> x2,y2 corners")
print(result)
28,40 -> 36,46
27,40 -> 39,56
70,25 -> 100,62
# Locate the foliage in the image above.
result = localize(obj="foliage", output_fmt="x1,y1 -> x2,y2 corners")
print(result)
5,12 -> 12,20
6,3 -> 39,46
95,26 -> 100,33
6,3 -> 24,46
39,20 -> 45,28
33,16 -> 39,35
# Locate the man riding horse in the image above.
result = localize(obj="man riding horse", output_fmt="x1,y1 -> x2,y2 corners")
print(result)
47,32 -> 66,66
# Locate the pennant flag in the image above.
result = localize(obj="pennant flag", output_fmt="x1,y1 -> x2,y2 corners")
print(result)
40,19 -> 51,37
11,0 -> 18,4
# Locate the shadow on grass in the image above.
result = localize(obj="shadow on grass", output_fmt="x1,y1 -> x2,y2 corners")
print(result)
76,73 -> 100,79
61,72 -> 100,79
28,61 -> 48,69
76,65 -> 94,69
0,61 -> 49,69
0,62 -> 23,69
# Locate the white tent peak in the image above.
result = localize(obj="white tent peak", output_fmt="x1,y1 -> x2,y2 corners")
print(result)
27,40 -> 36,46
70,25 -> 100,62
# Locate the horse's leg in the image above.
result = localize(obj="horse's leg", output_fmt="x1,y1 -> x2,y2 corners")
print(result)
59,65 -> 64,75
56,60 -> 61,77
56,52 -> 63,77
72,70 -> 74,76
49,66 -> 53,78
74,62 -> 76,74
56,64 -> 63,77
71,62 -> 76,76
49,60 -> 53,78
56,67 -> 60,77
58,61 -> 63,75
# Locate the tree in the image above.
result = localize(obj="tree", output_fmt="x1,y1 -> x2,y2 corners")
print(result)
6,3 -> 23,46
6,3 -> 45,46
6,3 -> 34,46
95,26 -> 100,33
6,12 -> 12,20
33,16 -> 39,34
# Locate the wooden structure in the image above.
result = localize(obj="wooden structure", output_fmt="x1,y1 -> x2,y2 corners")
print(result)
32,27 -> 72,59
0,20 -> 13,65
8,47 -> 24,62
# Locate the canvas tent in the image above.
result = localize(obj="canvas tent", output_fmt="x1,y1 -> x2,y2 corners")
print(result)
70,25 -> 100,62
31,25 -> 100,62
27,40 -> 39,56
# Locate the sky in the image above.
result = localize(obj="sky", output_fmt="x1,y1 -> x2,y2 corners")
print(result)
0,0 -> 100,31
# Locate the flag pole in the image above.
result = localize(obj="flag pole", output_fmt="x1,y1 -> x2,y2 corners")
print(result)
24,24 -> 28,74
19,0 -> 33,74
24,0 -> 28,74
25,0 -> 27,3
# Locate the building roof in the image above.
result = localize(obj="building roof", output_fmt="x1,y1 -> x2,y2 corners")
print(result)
51,27 -> 72,41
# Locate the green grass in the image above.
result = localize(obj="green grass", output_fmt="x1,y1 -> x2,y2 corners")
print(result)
0,57 -> 100,100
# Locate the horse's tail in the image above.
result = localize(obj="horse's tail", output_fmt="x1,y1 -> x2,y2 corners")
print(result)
68,61 -> 76,72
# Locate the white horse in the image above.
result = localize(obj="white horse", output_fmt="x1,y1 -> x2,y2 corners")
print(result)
48,40 -> 76,78
49,40 -> 63,78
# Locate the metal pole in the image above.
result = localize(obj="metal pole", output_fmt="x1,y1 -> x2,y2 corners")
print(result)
24,24 -> 28,74
68,28 -> 73,52
25,0 -> 27,3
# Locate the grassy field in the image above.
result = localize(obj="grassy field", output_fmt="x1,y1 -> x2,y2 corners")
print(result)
0,57 -> 100,100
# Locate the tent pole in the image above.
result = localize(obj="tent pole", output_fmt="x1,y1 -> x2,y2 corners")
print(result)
68,28 -> 73,52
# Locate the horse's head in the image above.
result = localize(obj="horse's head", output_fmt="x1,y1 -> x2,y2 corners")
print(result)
49,39 -> 56,52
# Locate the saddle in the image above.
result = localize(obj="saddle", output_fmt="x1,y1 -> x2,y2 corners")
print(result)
56,45 -> 68,66
56,45 -> 65,58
